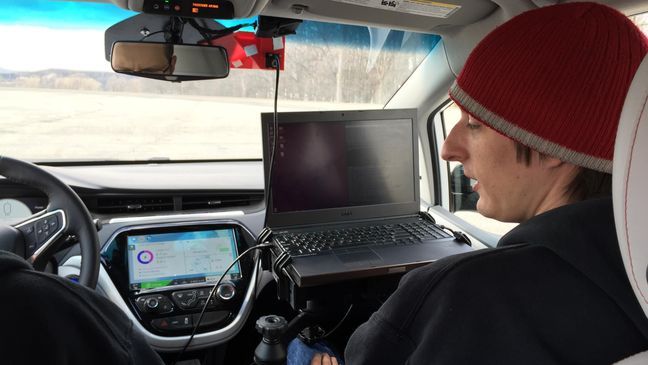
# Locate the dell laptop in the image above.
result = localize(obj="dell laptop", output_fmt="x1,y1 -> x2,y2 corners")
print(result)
261,109 -> 473,288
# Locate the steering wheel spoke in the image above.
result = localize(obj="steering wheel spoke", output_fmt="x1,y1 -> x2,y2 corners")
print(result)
14,209 -> 67,267
0,156 -> 99,288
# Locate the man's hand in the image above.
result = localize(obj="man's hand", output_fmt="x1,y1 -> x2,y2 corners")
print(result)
310,353 -> 339,365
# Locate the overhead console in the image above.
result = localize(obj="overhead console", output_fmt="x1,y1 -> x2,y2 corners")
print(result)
101,222 -> 255,337
113,0 -> 268,18
142,0 -> 235,19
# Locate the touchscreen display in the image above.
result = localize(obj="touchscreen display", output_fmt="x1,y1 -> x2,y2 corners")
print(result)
127,229 -> 241,291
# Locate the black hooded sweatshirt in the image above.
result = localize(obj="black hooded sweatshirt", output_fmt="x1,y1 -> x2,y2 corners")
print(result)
345,197 -> 648,364
0,250 -> 164,365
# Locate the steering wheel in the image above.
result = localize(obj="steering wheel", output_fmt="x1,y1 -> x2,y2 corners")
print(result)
0,156 -> 99,288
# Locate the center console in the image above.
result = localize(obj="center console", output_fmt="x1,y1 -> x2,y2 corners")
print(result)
101,222 -> 255,336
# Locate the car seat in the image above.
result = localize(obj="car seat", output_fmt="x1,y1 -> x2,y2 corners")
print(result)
612,54 -> 648,364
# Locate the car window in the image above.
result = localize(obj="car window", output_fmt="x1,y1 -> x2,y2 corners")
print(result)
0,1 -> 440,163
629,12 -> 648,34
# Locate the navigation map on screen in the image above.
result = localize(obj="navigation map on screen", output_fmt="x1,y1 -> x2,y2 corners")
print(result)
127,229 -> 240,290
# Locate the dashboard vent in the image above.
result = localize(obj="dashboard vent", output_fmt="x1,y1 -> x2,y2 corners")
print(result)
96,196 -> 174,214
181,193 -> 263,211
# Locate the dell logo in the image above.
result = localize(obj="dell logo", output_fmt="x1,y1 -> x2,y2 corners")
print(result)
341,210 -> 352,216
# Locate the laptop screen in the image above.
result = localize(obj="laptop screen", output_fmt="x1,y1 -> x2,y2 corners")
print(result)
262,109 -> 419,228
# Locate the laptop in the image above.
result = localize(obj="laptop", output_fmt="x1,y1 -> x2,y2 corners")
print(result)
261,109 -> 473,288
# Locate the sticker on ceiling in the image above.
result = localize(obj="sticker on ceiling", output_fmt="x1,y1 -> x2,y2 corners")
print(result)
332,0 -> 461,18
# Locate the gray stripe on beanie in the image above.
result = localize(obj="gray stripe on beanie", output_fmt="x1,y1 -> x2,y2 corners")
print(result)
449,81 -> 612,173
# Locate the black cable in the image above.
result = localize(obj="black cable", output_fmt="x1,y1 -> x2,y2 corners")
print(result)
171,243 -> 273,365
262,54 -> 281,231
139,30 -> 165,41
188,19 -> 257,42
253,248 -> 263,300
421,208 -> 470,245
438,224 -> 472,246
189,18 -> 211,41
141,16 -> 186,43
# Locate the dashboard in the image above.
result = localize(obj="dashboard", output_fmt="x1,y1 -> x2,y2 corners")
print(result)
0,162 -> 268,352
0,160 -> 445,353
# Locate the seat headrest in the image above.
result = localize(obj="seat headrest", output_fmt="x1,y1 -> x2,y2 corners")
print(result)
613,54 -> 648,319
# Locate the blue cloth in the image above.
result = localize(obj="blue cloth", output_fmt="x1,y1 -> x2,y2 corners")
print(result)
287,338 -> 344,365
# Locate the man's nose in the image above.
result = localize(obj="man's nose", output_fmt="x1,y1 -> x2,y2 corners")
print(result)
441,122 -> 466,162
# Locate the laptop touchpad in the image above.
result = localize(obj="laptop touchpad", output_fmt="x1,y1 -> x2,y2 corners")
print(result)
335,249 -> 383,267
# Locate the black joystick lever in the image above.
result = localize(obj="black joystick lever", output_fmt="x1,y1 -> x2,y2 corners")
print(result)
254,315 -> 288,365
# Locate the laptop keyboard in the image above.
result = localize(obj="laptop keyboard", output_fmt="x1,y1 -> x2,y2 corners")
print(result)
274,219 -> 452,257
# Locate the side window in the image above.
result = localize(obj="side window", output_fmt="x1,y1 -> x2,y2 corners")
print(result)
434,102 -> 517,236
629,13 -> 648,34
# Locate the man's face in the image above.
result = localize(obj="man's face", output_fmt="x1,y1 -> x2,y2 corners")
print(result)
441,110 -> 566,223
112,43 -> 172,74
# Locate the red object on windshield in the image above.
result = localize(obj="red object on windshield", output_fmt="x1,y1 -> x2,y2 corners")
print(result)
207,32 -> 285,70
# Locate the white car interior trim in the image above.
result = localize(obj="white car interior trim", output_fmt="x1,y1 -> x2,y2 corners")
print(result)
108,210 -> 246,224
385,41 -> 454,206
614,350 -> 648,365
259,0 -> 497,34
244,0 -> 271,18
43,162 -> 264,191
438,0 -> 539,77
431,103 -> 453,211
613,54 -> 648,319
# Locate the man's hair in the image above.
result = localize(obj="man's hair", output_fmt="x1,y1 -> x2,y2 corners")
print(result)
514,142 -> 612,201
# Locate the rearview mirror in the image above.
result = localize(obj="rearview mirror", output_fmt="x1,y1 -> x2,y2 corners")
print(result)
111,41 -> 229,81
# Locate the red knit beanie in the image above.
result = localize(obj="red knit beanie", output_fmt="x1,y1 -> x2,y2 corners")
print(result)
449,2 -> 648,173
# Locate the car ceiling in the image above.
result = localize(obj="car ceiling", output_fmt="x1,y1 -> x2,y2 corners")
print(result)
101,0 -> 648,31
85,0 -> 648,72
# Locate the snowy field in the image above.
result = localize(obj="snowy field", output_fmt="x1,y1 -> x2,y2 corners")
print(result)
0,88 -> 377,161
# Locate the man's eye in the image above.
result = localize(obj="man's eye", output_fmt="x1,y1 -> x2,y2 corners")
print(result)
467,122 -> 481,130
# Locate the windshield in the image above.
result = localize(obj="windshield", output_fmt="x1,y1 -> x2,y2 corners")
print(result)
0,1 -> 440,162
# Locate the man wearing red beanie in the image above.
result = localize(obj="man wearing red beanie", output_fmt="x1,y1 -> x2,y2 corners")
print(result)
341,2 -> 648,364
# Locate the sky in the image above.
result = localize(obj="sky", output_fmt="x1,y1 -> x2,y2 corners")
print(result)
1,0 -> 136,28
0,1 -> 134,72
0,0 -> 255,72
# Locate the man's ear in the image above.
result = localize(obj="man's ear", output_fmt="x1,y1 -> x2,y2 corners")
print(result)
541,156 -> 580,183
540,155 -> 565,169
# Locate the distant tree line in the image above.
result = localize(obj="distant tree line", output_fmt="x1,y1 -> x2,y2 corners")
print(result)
0,31 -> 435,105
